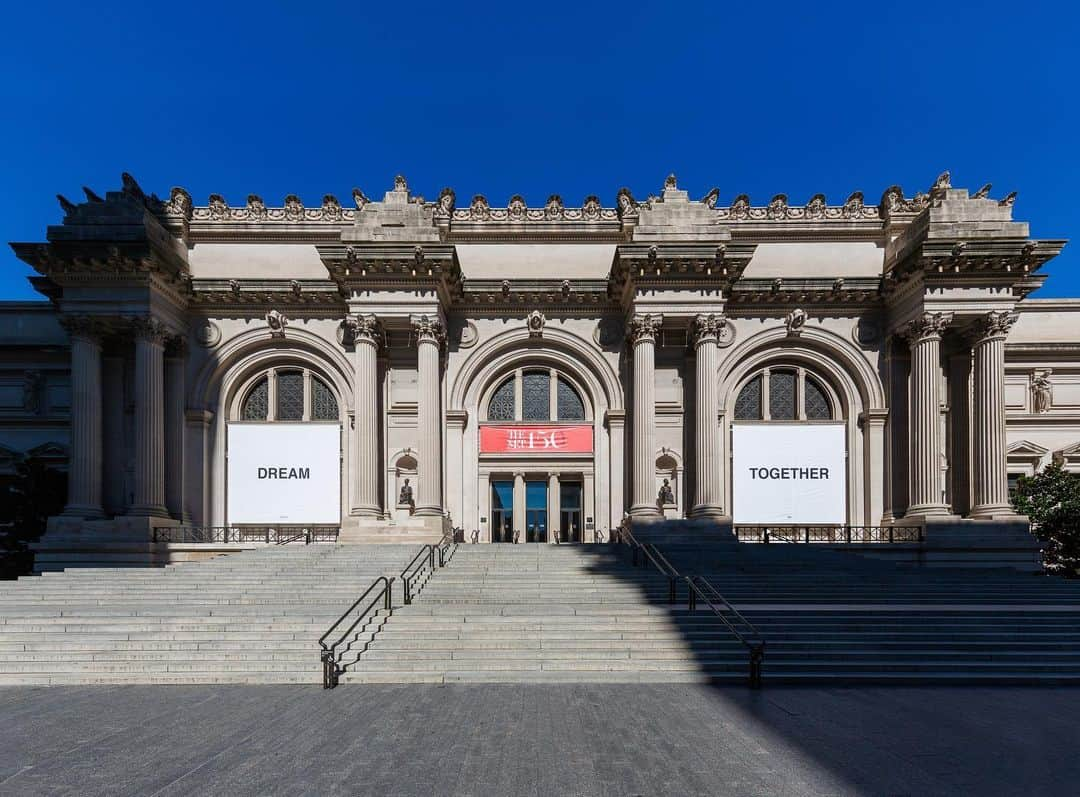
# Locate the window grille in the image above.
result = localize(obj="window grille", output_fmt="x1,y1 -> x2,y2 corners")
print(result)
276,371 -> 304,421
242,377 -> 268,421
522,371 -> 550,421
804,374 -> 832,420
769,370 -> 797,420
488,377 -> 516,420
557,377 -> 585,420
734,375 -> 763,420
311,376 -> 339,420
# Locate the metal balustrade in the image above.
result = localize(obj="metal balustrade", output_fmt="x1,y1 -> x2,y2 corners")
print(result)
734,525 -> 924,544
151,526 -> 340,544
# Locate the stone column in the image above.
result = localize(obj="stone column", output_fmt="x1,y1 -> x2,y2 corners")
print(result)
691,313 -> 724,518
969,311 -> 1018,518
129,317 -> 169,518
164,338 -> 188,521
413,315 -> 444,517
60,317 -> 105,518
101,353 -> 126,516
903,312 -> 952,517
629,313 -> 662,517
513,471 -> 525,542
606,410 -> 626,530
548,472 -> 560,542
349,315 -> 381,516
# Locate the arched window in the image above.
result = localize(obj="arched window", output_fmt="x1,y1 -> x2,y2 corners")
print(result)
733,366 -> 835,421
238,367 -> 340,422
485,368 -> 588,422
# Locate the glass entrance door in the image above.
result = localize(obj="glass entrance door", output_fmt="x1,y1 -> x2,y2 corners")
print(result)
559,481 -> 583,542
490,480 -> 514,543
525,481 -> 547,543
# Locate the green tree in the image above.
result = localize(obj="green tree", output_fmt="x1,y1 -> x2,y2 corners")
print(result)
1011,462 -> 1080,577
0,458 -> 67,578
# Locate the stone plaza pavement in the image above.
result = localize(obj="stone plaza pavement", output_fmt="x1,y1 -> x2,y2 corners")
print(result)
0,685 -> 1076,796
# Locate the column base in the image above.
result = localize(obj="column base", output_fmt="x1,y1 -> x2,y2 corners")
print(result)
904,503 -> 953,519
968,505 -> 1024,521
352,505 -> 382,518
60,505 -> 104,520
413,506 -> 444,517
689,504 -> 726,520
629,504 -> 663,519
127,505 -> 172,519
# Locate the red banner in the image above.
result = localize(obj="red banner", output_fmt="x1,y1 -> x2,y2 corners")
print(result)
480,424 -> 593,454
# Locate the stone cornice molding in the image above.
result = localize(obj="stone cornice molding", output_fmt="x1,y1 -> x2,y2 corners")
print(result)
966,310 -> 1019,345
628,313 -> 663,344
902,311 -> 954,344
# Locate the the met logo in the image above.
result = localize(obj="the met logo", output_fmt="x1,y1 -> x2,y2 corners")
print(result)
256,466 -> 311,480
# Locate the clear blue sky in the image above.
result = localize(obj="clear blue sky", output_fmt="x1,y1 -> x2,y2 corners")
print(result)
1,2 -> 1075,299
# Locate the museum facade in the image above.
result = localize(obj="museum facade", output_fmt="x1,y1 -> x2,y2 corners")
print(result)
3,171 -> 1078,555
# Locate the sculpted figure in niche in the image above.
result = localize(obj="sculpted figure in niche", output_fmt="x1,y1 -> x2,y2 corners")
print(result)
1032,370 -> 1053,414
399,478 -> 415,512
657,479 -> 675,506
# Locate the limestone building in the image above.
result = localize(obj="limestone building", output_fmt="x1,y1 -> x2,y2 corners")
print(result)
3,171 -> 1078,563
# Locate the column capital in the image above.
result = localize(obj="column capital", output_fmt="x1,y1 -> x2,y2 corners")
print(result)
901,311 -> 953,344
411,313 -> 445,345
692,313 -> 726,346
59,315 -> 108,343
628,313 -> 663,344
344,314 -> 381,346
131,316 -> 170,345
165,335 -> 189,359
965,310 -> 1018,345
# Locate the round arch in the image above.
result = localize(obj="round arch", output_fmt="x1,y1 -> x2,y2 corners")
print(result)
717,324 -> 887,526
190,327 -> 355,528
449,325 -> 623,539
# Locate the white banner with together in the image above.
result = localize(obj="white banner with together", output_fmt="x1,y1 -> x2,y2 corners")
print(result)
227,424 -> 341,524
731,424 -> 846,524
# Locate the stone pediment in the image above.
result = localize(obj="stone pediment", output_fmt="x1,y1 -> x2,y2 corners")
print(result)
1007,440 -> 1049,457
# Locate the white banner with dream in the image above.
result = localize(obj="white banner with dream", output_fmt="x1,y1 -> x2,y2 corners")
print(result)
227,424 -> 341,524
731,424 -> 846,524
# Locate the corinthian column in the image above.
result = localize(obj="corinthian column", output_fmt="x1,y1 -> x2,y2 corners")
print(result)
349,315 -> 381,516
692,314 -> 724,518
629,313 -> 662,517
413,315 -> 444,517
60,317 -> 105,518
969,310 -> 1018,518
129,317 -> 169,518
164,337 -> 188,521
903,312 -> 952,517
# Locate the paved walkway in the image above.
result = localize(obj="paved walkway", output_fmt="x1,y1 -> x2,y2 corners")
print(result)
0,685 -> 1075,796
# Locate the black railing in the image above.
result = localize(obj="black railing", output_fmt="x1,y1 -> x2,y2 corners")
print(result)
614,520 -> 766,687
686,575 -> 766,689
152,526 -> 339,544
319,575 -> 394,689
401,545 -> 436,606
437,528 -> 459,567
734,525 -> 924,544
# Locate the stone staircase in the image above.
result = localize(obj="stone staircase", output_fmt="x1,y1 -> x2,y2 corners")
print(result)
341,541 -> 1080,684
2,538 -> 1079,686
0,545 -> 420,685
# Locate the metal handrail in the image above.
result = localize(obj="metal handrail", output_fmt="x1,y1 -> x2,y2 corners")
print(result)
437,529 -> 459,567
613,521 -> 765,687
401,545 -> 436,605
686,575 -> 766,689
319,575 -> 394,689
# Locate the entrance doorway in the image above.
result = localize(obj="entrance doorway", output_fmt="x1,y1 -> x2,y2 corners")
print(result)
491,480 -> 514,543
559,481 -> 582,542
525,481 -> 548,543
